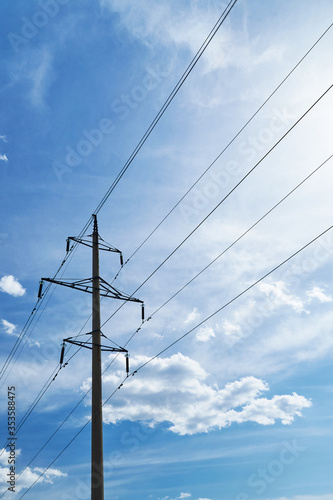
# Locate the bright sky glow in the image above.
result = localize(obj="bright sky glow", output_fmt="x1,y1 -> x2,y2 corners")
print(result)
1,1 -> 333,499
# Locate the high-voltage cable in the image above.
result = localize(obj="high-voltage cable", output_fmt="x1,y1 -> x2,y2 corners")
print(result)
122,22 -> 333,267
0,1 -> 238,386
92,0 -> 239,217
135,224 -> 333,373
3,151 -> 332,474
101,84 -> 333,328
14,223 -> 333,499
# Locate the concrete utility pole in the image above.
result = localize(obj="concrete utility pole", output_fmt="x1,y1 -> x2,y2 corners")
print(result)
40,214 -> 145,500
91,214 -> 104,500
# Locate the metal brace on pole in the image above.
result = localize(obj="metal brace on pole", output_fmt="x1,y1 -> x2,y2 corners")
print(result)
39,214 -> 144,500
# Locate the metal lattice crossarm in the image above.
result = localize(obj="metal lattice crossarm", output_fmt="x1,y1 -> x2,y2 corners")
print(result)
67,235 -> 122,254
63,337 -> 128,353
41,276 -> 143,303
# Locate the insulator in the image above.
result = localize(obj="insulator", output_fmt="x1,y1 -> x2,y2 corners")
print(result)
66,238 -> 70,253
141,304 -> 145,321
120,253 -> 124,267
125,354 -> 129,374
38,280 -> 43,299
60,343 -> 65,365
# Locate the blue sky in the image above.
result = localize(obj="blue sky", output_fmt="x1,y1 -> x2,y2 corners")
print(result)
1,0 -> 333,498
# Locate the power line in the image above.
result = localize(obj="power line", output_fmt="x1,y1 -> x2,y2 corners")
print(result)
121,21 -> 333,267
0,234 -> 83,385
1,62 -> 329,458
133,224 -> 333,371
92,0 -> 239,217
100,152 -> 333,369
3,109 -> 332,488
6,147 -> 331,491
2,15 -> 330,497
101,84 -> 333,328
0,0 -> 238,388
147,153 -> 333,319
15,223 -> 333,498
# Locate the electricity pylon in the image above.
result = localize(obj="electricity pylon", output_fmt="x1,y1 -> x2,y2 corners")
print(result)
39,214 -> 144,500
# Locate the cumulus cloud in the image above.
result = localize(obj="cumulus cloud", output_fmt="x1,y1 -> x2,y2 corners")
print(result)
0,275 -> 26,297
0,449 -> 67,493
155,493 -> 191,500
184,308 -> 200,325
264,496 -> 333,500
195,325 -> 216,342
1,319 -> 16,335
83,353 -> 311,435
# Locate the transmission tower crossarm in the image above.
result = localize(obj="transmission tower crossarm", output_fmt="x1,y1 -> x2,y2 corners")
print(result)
68,235 -> 122,254
41,276 -> 143,303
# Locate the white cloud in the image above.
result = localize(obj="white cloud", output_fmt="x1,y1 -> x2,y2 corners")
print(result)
195,325 -> 216,342
222,320 -> 241,337
0,319 -> 39,347
94,353 -> 311,435
155,493 -> 192,500
307,286 -> 333,303
0,155 -> 8,162
184,308 -> 200,325
1,319 -> 16,335
0,275 -> 26,297
9,47 -> 54,108
101,0 -> 284,76
29,48 -> 53,108
0,135 -> 7,142
264,496 -> 333,500
0,449 -> 67,493
259,281 -> 306,313
33,467 -> 68,484
0,449 -> 21,467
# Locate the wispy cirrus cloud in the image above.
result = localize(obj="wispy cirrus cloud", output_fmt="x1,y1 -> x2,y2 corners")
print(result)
100,0 -> 284,75
1,319 -> 16,335
307,286 -> 333,303
259,281 -> 306,313
1,318 -> 39,347
9,47 -> 54,108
